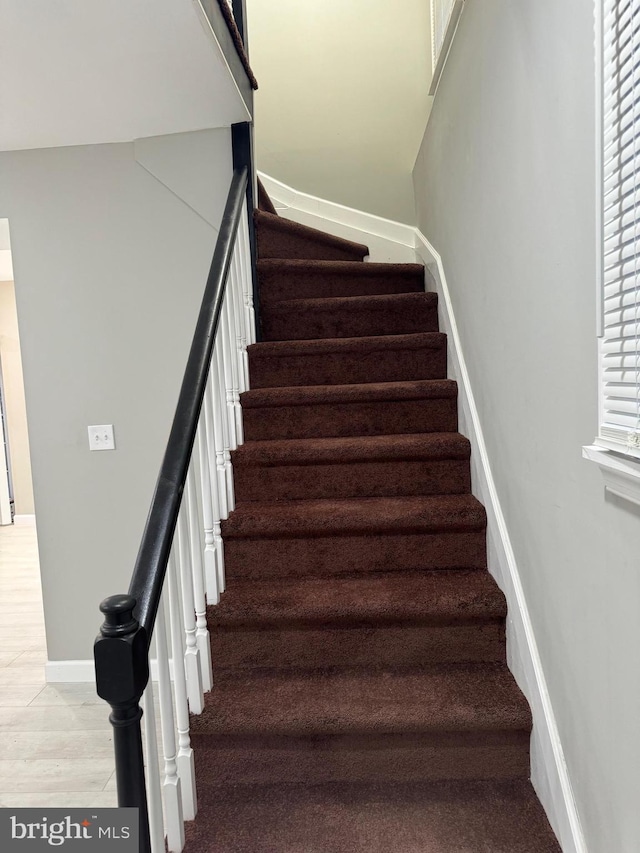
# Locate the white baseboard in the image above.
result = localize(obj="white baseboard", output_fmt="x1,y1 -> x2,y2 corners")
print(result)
415,230 -> 587,853
258,172 -> 417,264
46,659 -> 174,684
45,660 -> 96,683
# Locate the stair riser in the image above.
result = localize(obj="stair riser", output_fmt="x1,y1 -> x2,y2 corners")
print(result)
190,733 -> 530,785
257,226 -> 366,262
242,399 -> 458,440
211,624 -> 506,669
259,272 -> 423,302
262,304 -> 438,341
248,346 -> 447,388
233,459 -> 470,501
223,531 -> 487,580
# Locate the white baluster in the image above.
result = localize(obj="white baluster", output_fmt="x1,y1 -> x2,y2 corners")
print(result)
196,419 -> 219,603
220,293 -> 238,450
186,461 -> 213,693
176,504 -> 204,714
232,248 -> 250,391
206,362 -> 229,520
214,333 -> 235,512
167,549 -> 197,821
141,681 -> 165,853
239,206 -> 256,347
155,594 -> 185,853
224,286 -> 244,446
200,398 -> 225,594
230,249 -> 247,391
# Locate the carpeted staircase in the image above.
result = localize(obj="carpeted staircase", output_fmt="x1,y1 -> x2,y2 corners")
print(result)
184,186 -> 561,852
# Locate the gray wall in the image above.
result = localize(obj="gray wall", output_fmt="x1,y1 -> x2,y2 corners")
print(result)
246,0 -> 432,224
0,129 -> 232,662
413,2 -> 640,851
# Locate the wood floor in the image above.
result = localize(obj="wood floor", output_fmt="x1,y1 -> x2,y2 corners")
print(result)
0,517 -> 117,807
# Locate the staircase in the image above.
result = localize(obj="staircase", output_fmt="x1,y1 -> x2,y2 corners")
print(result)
184,190 -> 561,851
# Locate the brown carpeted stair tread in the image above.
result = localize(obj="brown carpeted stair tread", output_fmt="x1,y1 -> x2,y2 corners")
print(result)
248,332 -> 447,387
249,330 -> 445,359
261,291 -> 438,340
264,291 -> 437,311
222,493 -> 486,539
232,433 -> 471,500
208,570 -> 505,628
189,663 -> 531,737
242,378 -> 457,408
242,383 -> 458,440
255,209 -> 369,261
222,495 -> 487,578
233,432 -> 470,467
248,332 -> 447,388
207,570 -> 507,669
258,257 -> 425,301
183,779 -> 561,852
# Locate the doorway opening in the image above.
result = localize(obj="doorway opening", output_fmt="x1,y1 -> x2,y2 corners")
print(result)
0,218 -> 35,525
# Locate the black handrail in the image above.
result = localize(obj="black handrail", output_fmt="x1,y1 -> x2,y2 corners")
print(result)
94,165 -> 250,853
129,165 -> 248,639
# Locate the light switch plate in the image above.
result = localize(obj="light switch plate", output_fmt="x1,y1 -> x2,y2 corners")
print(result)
88,424 -> 115,451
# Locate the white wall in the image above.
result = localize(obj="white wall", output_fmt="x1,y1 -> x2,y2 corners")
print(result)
246,0 -> 432,225
413,2 -> 640,851
0,129 -> 232,662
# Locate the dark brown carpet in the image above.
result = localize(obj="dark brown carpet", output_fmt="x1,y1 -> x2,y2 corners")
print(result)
183,183 -> 560,851
247,331 -> 448,387
214,0 -> 258,90
255,210 -> 369,262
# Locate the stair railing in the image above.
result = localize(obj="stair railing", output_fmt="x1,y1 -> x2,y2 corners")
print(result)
94,165 -> 255,853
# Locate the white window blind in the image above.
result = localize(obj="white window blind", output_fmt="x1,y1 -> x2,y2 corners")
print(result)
599,0 -> 640,457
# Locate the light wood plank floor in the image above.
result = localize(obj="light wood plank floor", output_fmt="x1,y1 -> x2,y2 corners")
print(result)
0,517 -> 117,807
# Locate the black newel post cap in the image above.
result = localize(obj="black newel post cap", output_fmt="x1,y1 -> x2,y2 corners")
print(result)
99,594 -> 138,638
95,594 -> 149,705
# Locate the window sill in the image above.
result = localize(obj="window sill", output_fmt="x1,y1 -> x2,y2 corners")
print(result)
582,444 -> 640,507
